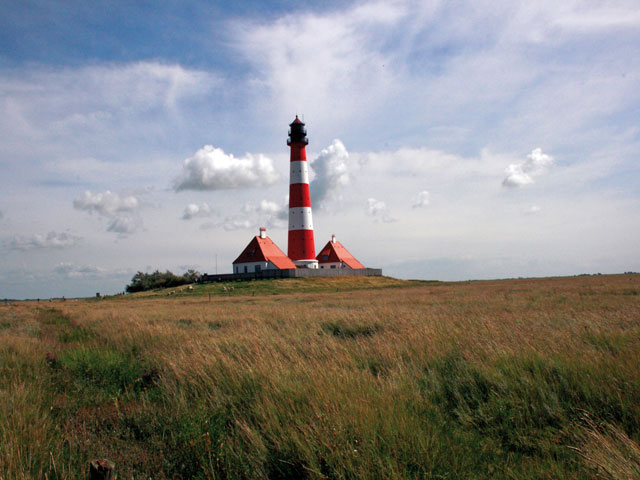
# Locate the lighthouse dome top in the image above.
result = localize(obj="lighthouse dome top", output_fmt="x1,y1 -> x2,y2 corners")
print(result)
288,115 -> 308,145
289,115 -> 304,126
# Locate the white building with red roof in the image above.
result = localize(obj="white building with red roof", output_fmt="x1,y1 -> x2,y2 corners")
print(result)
316,235 -> 365,270
233,228 -> 297,274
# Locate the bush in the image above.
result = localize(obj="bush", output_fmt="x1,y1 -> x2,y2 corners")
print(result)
125,269 -> 200,293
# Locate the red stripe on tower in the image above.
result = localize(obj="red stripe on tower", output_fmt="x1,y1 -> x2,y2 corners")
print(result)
287,116 -> 318,268
289,183 -> 311,208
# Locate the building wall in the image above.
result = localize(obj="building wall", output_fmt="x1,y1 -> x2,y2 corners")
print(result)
285,268 -> 381,278
233,261 -> 277,274
201,267 -> 383,283
319,262 -> 344,269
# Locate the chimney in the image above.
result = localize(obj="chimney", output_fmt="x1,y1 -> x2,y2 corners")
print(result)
259,227 -> 266,239
331,234 -> 336,243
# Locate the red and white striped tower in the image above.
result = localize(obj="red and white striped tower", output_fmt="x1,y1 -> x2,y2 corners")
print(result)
287,116 -> 318,268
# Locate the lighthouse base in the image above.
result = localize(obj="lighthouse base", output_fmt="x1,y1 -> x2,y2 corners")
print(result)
293,259 -> 319,269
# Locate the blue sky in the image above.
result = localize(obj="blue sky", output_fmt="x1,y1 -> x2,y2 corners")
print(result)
1,0 -> 639,299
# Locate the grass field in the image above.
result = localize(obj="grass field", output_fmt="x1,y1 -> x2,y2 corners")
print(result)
1,274 -> 639,479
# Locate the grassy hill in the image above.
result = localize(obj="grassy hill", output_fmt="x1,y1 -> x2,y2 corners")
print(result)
128,275 -> 433,297
1,274 -> 639,479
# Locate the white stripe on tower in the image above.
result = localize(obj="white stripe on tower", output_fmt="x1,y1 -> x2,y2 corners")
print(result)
288,207 -> 314,230
289,161 -> 310,185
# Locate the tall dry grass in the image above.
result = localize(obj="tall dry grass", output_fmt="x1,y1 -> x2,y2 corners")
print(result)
571,414 -> 640,479
1,274 -> 639,478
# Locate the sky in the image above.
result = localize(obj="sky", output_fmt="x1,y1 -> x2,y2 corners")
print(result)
1,0 -> 639,299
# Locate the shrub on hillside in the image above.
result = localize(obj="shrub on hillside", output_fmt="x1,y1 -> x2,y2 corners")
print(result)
125,269 -> 200,293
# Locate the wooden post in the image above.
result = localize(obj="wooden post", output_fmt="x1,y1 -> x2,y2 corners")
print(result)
89,459 -> 114,480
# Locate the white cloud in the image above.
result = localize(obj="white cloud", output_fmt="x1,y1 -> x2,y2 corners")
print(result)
243,199 -> 284,216
73,190 -> 143,234
7,62 -> 214,116
366,198 -> 387,216
222,217 -> 254,231
53,262 -> 106,279
200,215 -> 255,232
73,190 -> 139,216
503,164 -> 534,187
107,216 -> 141,234
366,198 -> 396,223
553,7 -> 640,32
525,205 -> 541,214
198,198 -> 287,232
229,1 -> 640,158
412,190 -> 430,209
262,199 -> 289,224
182,202 -> 213,220
174,145 -> 279,191
310,139 -> 350,210
66,62 -> 213,109
0,62 -> 217,164
234,3 -> 401,131
240,199 -> 289,230
503,148 -> 554,187
238,197 -> 289,230
257,199 -> 283,216
7,231 -> 81,251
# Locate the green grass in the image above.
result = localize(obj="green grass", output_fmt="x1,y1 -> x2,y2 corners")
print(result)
37,307 -> 96,343
52,346 -> 159,399
322,320 -> 383,339
130,275 -> 436,299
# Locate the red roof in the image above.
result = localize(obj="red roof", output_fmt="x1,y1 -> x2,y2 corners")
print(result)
316,239 -> 365,269
233,236 -> 296,269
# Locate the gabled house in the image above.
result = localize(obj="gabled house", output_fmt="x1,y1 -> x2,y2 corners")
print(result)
233,228 -> 296,274
316,235 -> 365,270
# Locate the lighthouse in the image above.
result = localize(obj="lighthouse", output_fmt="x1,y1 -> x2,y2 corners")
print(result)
287,116 -> 318,268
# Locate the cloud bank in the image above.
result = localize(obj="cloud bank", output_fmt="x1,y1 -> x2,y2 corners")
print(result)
174,146 -> 278,191
235,3 -> 400,131
73,190 -> 142,234
53,262 -> 105,278
1,62 -> 217,165
7,231 -> 81,251
310,139 -> 350,210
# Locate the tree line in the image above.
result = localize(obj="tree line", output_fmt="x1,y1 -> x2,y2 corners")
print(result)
125,269 -> 200,293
